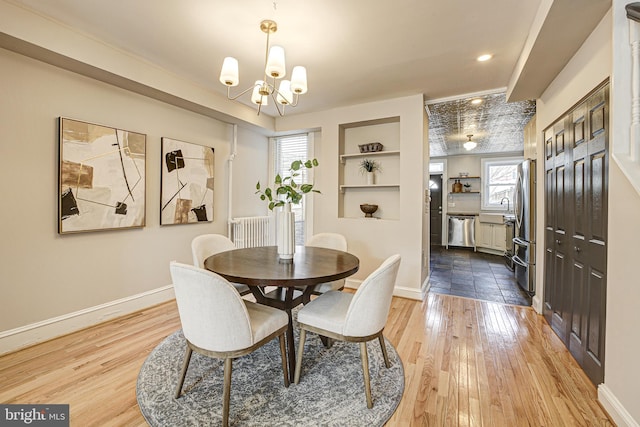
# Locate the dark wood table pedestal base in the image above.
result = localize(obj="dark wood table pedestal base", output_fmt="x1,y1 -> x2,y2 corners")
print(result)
206,246 -> 360,384
249,286 -> 317,382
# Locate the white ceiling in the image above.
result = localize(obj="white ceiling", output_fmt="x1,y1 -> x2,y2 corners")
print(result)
4,0 -> 611,154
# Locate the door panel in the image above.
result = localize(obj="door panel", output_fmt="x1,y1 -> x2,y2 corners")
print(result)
590,152 -> 606,243
569,258 -> 585,365
543,82 -> 608,386
429,174 -> 443,245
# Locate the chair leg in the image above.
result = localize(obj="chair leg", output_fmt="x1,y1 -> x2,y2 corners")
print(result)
378,334 -> 391,368
278,333 -> 290,387
174,346 -> 193,399
222,358 -> 233,427
294,328 -> 306,384
360,342 -> 373,409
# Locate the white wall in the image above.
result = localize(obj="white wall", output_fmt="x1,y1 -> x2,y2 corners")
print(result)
605,2 -> 640,425
276,95 -> 428,300
538,8 -> 640,426
231,126 -> 271,218
0,48 -> 268,350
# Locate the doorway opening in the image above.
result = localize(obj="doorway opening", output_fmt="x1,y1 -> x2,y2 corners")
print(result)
429,160 -> 446,246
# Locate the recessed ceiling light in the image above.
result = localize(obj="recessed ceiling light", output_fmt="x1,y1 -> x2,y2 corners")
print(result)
477,54 -> 492,62
471,98 -> 482,105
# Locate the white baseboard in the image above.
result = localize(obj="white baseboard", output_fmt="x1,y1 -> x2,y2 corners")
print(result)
344,278 -> 362,290
345,278 -> 424,301
598,384 -> 639,427
0,285 -> 175,356
532,294 -> 543,313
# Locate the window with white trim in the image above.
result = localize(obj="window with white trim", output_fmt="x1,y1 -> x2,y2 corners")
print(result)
271,133 -> 312,245
481,157 -> 521,211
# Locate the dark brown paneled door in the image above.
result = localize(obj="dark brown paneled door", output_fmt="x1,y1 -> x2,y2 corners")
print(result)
568,87 -> 608,385
544,120 -> 571,344
543,82 -> 608,386
429,174 -> 443,245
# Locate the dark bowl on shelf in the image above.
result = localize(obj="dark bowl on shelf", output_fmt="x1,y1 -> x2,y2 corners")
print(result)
360,204 -> 379,217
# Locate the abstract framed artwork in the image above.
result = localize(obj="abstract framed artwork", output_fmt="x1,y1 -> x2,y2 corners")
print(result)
58,117 -> 146,234
160,138 -> 215,225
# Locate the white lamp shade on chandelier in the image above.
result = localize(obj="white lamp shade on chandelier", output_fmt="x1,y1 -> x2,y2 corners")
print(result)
277,80 -> 293,105
219,57 -> 239,87
266,46 -> 286,78
251,81 -> 268,105
219,19 -> 307,116
290,66 -> 308,94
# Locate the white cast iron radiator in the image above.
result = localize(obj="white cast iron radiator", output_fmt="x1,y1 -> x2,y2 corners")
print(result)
230,216 -> 275,248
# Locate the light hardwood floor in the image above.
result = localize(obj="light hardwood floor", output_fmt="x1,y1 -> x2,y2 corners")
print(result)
0,293 -> 614,426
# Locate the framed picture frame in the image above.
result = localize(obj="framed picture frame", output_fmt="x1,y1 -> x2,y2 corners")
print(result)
58,117 -> 146,234
160,137 -> 215,225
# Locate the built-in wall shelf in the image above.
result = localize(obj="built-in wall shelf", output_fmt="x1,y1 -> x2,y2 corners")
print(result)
448,176 -> 480,180
448,191 -> 480,195
340,184 -> 400,193
338,116 -> 401,220
340,150 -> 400,164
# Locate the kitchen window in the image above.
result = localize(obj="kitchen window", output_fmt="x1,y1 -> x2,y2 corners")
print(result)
481,157 -> 520,211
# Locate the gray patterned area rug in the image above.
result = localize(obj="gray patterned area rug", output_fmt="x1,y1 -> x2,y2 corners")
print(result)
137,314 -> 404,426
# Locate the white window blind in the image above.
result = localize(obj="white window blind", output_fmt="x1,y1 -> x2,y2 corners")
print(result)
273,133 -> 310,245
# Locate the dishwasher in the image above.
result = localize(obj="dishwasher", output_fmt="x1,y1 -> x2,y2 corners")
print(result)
446,215 -> 476,250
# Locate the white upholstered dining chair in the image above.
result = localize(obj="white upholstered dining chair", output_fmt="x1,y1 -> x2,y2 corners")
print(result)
305,232 -> 348,294
191,233 -> 251,296
294,254 -> 401,408
170,262 -> 289,427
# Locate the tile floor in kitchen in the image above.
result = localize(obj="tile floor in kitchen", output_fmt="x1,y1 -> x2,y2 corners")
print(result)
428,246 -> 532,306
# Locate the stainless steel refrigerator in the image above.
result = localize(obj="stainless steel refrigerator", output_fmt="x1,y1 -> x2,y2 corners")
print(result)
512,159 -> 536,294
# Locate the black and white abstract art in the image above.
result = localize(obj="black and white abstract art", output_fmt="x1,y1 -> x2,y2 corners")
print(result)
58,117 -> 146,234
160,138 -> 215,225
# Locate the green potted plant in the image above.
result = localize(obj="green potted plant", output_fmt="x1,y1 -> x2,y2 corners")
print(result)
255,159 -> 320,210
359,158 -> 381,185
255,159 -> 320,262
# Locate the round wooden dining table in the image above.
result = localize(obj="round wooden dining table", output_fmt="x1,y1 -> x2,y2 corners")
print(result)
204,245 -> 359,382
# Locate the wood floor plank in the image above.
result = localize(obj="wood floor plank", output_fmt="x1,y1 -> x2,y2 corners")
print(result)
0,293 -> 615,426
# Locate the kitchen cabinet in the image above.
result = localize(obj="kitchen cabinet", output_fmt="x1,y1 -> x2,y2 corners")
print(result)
475,220 -> 506,253
523,114 -> 537,159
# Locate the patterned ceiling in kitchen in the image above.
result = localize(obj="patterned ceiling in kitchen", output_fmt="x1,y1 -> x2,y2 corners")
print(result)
427,92 -> 536,157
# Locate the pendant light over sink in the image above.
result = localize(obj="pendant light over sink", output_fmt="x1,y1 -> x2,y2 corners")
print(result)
464,134 -> 477,151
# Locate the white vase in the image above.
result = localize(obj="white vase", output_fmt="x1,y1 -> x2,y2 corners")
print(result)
367,171 -> 375,185
277,202 -> 295,262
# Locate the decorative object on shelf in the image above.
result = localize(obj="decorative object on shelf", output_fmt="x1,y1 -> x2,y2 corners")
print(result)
464,134 -> 477,151
255,159 -> 320,261
58,117 -> 146,234
459,172 -> 469,177
463,183 -> 471,192
360,204 -> 378,218
358,142 -> 384,153
359,158 -> 382,185
452,179 -> 462,193
218,8 -> 308,117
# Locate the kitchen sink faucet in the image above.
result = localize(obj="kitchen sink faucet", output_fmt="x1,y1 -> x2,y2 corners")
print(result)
500,197 -> 510,213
